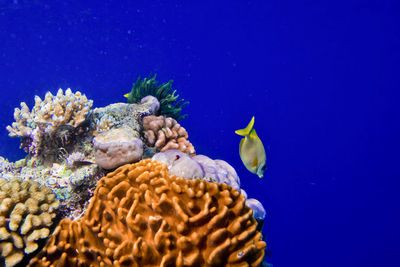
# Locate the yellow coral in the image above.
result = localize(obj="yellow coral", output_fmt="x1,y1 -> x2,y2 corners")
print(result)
0,179 -> 59,267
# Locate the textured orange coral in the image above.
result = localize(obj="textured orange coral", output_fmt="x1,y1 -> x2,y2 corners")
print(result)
29,159 -> 265,267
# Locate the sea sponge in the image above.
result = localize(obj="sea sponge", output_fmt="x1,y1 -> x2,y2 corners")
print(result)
93,127 -> 144,169
0,178 -> 60,267
6,89 -> 93,155
142,115 -> 195,155
29,159 -> 266,267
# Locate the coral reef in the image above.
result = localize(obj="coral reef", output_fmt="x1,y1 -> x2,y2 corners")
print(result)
125,75 -> 189,121
92,102 -> 153,135
6,89 -> 93,157
93,127 -> 144,169
2,82 -> 268,265
0,157 -> 12,174
152,150 -> 240,190
0,178 -> 60,267
142,115 -> 196,156
29,159 -> 266,267
152,150 -> 266,221
0,156 -> 102,220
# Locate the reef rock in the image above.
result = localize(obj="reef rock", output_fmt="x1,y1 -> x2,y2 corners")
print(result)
93,127 -> 144,169
29,159 -> 266,267
93,100 -> 154,135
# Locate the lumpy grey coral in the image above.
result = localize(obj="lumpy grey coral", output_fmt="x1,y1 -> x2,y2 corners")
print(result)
92,100 -> 155,135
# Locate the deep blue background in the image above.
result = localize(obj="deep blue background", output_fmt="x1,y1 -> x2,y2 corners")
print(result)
1,0 -> 400,266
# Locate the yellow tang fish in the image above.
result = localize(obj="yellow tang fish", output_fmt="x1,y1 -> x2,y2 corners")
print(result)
235,116 -> 267,178
123,93 -> 130,98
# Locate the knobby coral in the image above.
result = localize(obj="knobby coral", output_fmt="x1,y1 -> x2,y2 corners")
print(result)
0,178 -> 60,267
142,115 -> 195,156
6,89 -> 93,156
125,75 -> 189,121
29,159 -> 266,266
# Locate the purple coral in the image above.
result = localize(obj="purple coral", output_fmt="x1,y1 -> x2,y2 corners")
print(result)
245,198 -> 266,220
152,150 -> 204,179
141,95 -> 160,114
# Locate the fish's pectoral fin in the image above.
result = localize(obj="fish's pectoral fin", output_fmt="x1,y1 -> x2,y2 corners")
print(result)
252,157 -> 258,169
235,116 -> 255,136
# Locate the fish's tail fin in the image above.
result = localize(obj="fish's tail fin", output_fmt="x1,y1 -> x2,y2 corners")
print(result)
235,116 -> 255,136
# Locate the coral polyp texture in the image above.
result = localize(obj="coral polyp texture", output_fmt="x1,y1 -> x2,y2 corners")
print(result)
28,159 -> 266,267
0,178 -> 60,267
6,89 -> 93,156
126,74 -> 189,121
142,115 -> 196,156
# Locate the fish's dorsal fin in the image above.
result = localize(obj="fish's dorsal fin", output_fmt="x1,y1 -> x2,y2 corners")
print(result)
249,128 -> 259,139
252,157 -> 258,169
235,116 -> 255,136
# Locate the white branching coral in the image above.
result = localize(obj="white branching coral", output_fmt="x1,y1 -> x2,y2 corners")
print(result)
6,89 -> 93,155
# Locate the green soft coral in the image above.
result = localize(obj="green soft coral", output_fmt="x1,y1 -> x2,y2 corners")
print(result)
126,74 -> 189,121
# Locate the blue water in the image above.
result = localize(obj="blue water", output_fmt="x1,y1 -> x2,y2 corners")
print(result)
1,1 -> 400,266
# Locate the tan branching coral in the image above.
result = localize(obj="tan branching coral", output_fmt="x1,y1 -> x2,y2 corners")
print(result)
6,89 -> 93,155
0,178 -> 60,267
29,159 -> 266,267
142,115 -> 195,155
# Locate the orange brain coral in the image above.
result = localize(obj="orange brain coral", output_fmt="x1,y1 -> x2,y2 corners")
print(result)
29,159 -> 266,267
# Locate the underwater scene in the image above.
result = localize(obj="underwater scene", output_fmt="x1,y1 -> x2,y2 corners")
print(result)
0,1 -> 400,266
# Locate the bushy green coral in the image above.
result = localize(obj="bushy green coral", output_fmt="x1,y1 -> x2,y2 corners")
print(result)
125,75 -> 189,121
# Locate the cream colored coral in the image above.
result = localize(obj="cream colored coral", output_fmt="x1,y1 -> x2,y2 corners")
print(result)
0,178 -> 59,267
6,89 -> 93,155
